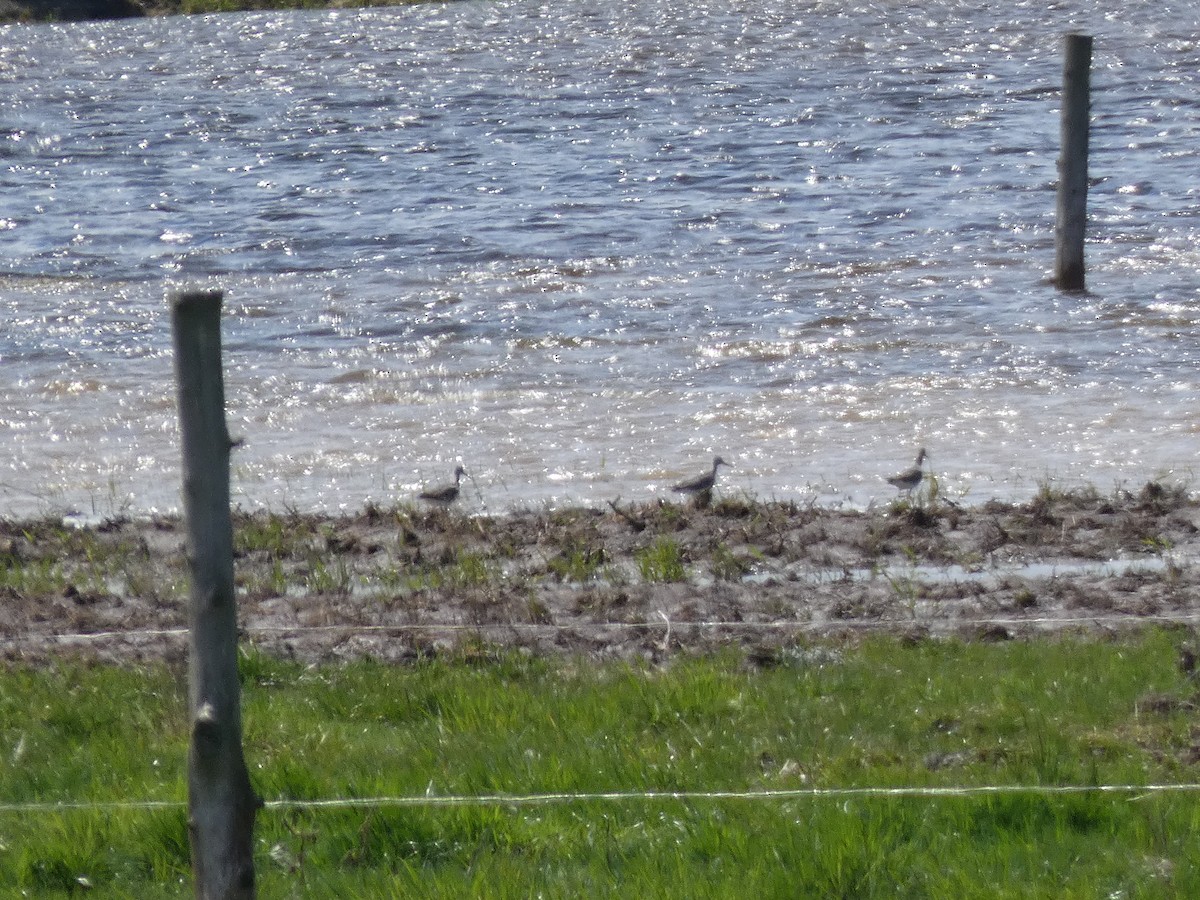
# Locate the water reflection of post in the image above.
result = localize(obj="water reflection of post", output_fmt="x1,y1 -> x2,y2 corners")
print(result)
1055,32 -> 1092,293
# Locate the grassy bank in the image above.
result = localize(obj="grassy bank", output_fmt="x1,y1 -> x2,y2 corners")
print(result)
3,630 -> 1200,896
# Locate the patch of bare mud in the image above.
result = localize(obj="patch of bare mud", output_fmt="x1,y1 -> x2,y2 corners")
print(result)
2,482 -> 1199,666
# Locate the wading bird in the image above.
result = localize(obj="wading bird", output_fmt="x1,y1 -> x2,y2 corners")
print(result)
419,465 -> 467,505
886,448 -> 927,495
672,456 -> 730,502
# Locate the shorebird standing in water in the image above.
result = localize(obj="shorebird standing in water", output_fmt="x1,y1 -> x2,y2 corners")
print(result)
419,465 -> 467,506
886,448 -> 927,495
672,456 -> 730,506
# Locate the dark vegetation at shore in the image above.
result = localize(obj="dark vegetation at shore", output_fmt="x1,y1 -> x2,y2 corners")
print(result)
0,0 -> 413,25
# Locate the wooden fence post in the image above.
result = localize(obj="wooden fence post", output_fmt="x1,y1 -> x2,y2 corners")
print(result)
1054,32 -> 1092,292
172,290 -> 260,899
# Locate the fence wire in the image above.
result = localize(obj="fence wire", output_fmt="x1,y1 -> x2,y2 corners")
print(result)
6,613 -> 1198,816
5,782 -> 1200,816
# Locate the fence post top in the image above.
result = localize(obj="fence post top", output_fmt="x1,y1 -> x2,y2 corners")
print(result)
170,289 -> 224,313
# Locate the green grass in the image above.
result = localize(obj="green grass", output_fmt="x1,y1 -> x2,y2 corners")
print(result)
547,541 -> 607,583
635,537 -> 687,583
3,631 -> 1200,896
1,518 -> 188,606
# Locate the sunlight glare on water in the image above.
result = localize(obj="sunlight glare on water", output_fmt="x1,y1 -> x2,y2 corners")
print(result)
1,0 -> 1199,517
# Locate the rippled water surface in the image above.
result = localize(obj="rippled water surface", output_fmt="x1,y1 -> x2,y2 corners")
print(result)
2,0 -> 1199,517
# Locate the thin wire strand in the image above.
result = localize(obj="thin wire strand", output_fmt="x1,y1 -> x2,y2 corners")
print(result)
4,782 -> 1200,815
261,783 -> 1200,807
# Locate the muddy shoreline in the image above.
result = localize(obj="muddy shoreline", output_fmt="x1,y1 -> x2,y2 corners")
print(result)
2,483 -> 1199,667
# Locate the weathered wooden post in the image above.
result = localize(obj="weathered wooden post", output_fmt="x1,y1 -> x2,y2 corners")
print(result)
172,290 -> 260,899
1054,32 -> 1092,292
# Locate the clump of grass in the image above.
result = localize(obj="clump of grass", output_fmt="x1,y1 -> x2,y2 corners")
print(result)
0,521 -> 166,601
304,556 -> 353,596
444,551 -> 494,589
1030,480 -> 1103,514
1141,534 -> 1174,553
547,543 -> 607,583
401,549 -> 498,593
710,543 -> 752,582
525,596 -> 552,624
711,495 -> 757,518
268,558 -> 288,596
1013,586 -> 1038,609
367,560 -> 406,594
0,555 -> 68,597
651,501 -> 686,528
635,537 -> 686,583
1135,480 -> 1189,514
234,510 -> 324,559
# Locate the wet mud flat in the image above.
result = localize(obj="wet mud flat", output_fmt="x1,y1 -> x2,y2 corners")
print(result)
2,483 -> 1199,667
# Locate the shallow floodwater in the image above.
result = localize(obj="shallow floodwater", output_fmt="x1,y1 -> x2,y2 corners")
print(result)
1,0 -> 1199,517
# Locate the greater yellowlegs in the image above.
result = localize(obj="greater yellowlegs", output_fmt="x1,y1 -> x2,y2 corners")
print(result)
419,465 -> 467,505
673,456 -> 730,497
886,448 -> 927,494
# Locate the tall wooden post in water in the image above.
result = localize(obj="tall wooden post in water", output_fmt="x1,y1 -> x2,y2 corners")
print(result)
172,290 -> 259,900
1055,33 -> 1092,292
